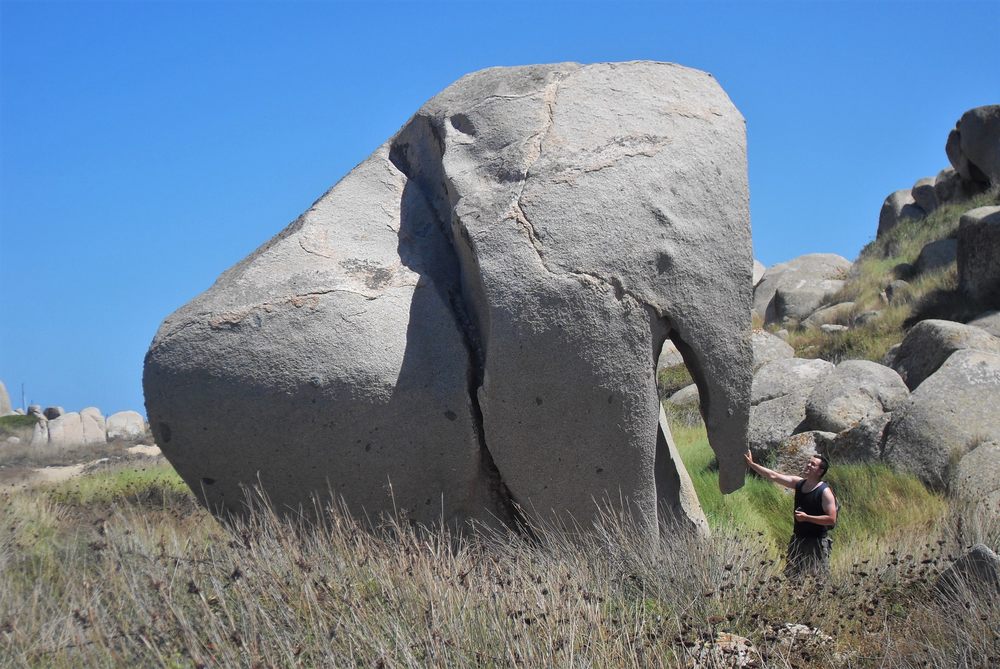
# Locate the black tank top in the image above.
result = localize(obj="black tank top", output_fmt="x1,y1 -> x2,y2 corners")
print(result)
794,480 -> 829,538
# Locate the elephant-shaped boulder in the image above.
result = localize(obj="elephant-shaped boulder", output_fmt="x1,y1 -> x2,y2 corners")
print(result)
143,61 -> 753,533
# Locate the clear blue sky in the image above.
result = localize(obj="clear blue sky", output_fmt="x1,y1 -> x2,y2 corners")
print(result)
1,0 -> 997,416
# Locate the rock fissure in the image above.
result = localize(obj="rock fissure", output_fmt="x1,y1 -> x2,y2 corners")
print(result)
389,122 -> 525,531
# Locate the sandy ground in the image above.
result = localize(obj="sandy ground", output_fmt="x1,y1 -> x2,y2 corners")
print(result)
1,445 -> 163,491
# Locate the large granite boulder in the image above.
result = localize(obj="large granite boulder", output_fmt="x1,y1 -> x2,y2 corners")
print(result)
957,206 -> 1000,309
752,254 -> 851,325
890,319 -> 1000,390
804,360 -> 908,434
877,189 -> 924,238
144,62 -> 754,531
47,412 -> 86,449
774,431 -> 836,475
882,349 -> 1000,490
947,105 -> 1000,188
748,358 -> 833,457
107,411 -> 147,441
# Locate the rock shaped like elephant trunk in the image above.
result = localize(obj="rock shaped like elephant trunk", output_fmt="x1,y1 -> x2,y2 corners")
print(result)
143,61 -> 753,534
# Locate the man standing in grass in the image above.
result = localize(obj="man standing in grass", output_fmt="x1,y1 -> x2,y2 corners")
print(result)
744,451 -> 838,576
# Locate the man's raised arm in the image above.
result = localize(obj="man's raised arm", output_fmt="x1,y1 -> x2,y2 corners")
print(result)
743,450 -> 801,489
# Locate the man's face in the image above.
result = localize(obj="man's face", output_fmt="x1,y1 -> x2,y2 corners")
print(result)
802,457 -> 823,477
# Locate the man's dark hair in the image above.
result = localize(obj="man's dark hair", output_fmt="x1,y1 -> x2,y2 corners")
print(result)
815,454 -> 830,476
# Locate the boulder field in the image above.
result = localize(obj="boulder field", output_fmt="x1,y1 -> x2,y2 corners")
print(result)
144,62 -> 754,532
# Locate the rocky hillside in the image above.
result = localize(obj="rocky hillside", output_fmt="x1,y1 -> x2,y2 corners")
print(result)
662,104 -> 1000,521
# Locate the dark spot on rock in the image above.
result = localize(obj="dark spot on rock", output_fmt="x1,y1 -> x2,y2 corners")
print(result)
535,397 -> 543,406
657,252 -> 673,274
425,498 -> 431,505
607,395 -> 614,404
364,443 -> 372,452
449,113 -> 476,136
596,467 -> 604,474
158,422 -> 172,443
444,410 -> 457,421
201,477 -> 216,486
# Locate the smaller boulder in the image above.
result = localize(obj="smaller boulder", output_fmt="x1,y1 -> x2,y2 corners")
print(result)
751,329 -> 794,372
951,440 -> 1000,524
877,189 -> 925,238
968,311 -> 1000,337
752,358 -> 835,405
79,407 -> 107,445
820,324 -> 848,334
656,339 -> 685,373
43,406 -> 65,420
935,544 -> 1000,599
882,349 -> 1000,490
29,418 -> 49,447
913,238 -> 957,276
107,411 -> 147,441
664,384 -> 701,426
752,254 -> 852,324
890,319 -> 1000,390
804,360 -> 908,433
950,105 -> 1000,187
911,176 -> 939,214
48,412 -> 85,449
828,413 -> 892,463
27,405 -> 43,418
957,206 -> 1000,308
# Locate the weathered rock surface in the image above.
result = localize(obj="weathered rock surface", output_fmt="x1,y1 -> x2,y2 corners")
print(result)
969,310 -> 1000,337
751,329 -> 794,372
913,238 -> 957,275
890,318 -> 1000,390
27,405 -> 43,418
752,259 -> 766,287
877,189 -> 924,238
30,418 -> 49,447
934,167 -> 963,203
957,206 -> 1000,308
804,360 -> 908,434
952,440 -> 1000,523
80,407 -> 106,445
107,411 -> 147,441
752,254 -> 851,325
947,105 -> 1000,187
882,349 -> 1000,490
144,62 -> 754,530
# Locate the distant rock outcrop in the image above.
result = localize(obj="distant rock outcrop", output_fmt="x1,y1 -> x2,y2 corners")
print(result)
0,380 -> 10,416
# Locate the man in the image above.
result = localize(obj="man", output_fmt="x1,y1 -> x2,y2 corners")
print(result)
744,451 -> 838,575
